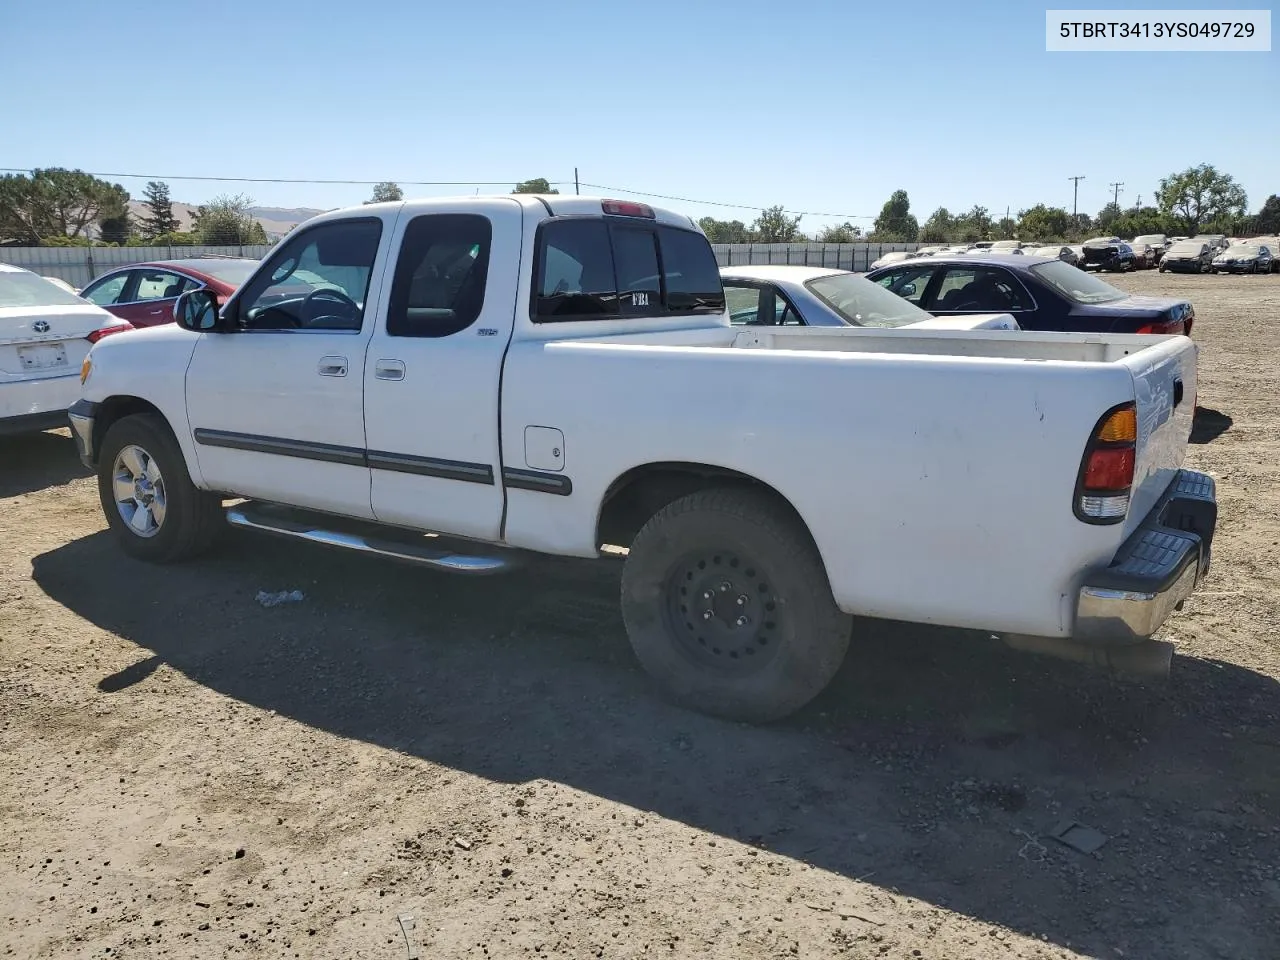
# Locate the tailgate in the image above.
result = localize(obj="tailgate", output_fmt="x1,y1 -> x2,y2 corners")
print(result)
1119,335 -> 1198,539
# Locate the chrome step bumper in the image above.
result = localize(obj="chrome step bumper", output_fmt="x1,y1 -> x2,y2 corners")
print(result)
1074,469 -> 1216,644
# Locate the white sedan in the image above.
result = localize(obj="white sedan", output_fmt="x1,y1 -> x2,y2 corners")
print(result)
1,263 -> 134,436
719,265 -> 1021,331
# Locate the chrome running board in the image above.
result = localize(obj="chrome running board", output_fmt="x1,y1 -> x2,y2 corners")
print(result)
225,503 -> 514,575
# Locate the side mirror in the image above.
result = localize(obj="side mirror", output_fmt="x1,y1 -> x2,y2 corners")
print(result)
900,282 -> 917,297
175,289 -> 222,332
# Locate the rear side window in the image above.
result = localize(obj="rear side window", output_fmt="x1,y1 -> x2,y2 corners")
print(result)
534,218 -> 725,322
387,213 -> 492,338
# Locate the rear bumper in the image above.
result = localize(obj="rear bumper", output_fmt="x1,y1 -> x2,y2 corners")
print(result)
1075,469 -> 1216,644
67,398 -> 99,468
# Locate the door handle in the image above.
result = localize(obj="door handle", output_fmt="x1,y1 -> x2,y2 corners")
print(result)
148,309 -> 164,316
375,359 -> 406,381
318,356 -> 348,377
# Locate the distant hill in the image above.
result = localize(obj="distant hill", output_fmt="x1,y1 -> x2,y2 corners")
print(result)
125,201 -> 327,241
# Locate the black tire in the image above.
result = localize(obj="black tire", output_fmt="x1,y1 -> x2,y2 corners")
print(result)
620,487 -> 852,723
97,413 -> 224,563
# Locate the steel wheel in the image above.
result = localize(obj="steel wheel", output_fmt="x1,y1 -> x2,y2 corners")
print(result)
665,550 -> 784,676
111,443 -> 167,538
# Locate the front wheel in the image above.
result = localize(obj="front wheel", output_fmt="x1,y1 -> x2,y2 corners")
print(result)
97,413 -> 224,563
620,488 -> 852,723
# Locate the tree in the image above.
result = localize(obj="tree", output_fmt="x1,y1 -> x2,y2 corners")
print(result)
752,205 -> 803,242
1255,194 -> 1280,234
952,205 -> 992,243
98,212 -> 133,244
194,193 -> 267,245
698,217 -> 753,243
919,207 -> 954,243
0,168 -> 129,243
994,217 -> 1017,240
1156,164 -> 1247,236
815,222 -> 860,243
1016,204 -> 1073,241
871,189 -> 918,241
513,178 -> 559,195
1096,202 -> 1121,232
367,181 -> 404,203
1070,212 -> 1093,237
1112,206 -> 1169,239
139,181 -> 179,239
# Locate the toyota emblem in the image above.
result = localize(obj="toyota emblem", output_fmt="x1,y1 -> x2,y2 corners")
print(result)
32,320 -> 50,333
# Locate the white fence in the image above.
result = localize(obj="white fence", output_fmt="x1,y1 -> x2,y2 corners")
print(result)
1,241 -> 927,290
712,242 -> 923,272
1,245 -> 273,288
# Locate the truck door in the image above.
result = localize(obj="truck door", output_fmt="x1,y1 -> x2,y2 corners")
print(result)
184,215 -> 390,519
362,199 -> 523,541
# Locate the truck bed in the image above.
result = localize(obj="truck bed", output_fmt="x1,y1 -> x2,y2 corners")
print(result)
568,323 -> 1173,364
501,323 -> 1198,638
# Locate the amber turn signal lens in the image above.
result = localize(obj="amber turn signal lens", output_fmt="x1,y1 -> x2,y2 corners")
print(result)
80,357 -> 92,385
1096,406 -> 1136,443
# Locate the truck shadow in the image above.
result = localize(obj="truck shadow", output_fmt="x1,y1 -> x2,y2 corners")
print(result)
1191,406 -> 1232,445
0,429 -> 91,498
31,530 -> 1280,960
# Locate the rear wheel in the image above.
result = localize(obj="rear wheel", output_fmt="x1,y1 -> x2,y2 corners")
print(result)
97,413 -> 224,563
621,488 -> 852,723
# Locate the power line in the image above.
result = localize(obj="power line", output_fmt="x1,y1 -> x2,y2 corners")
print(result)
1109,181 -> 1124,207
0,168 -> 565,188
1068,175 -> 1086,220
2,166 -> 876,220
577,182 -> 875,220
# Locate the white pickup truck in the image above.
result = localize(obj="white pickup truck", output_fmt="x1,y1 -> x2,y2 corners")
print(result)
68,195 -> 1217,722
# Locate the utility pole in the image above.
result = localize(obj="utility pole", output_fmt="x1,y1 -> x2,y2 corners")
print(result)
1109,181 -> 1124,208
1069,175 -> 1086,224
574,167 -> 580,196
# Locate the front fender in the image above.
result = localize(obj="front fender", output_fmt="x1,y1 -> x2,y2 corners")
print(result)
80,327 -> 205,488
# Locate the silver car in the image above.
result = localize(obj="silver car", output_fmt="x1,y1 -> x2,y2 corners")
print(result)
719,265 -> 1020,331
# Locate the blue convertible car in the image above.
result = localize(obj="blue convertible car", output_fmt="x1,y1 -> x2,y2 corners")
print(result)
864,254 -> 1195,336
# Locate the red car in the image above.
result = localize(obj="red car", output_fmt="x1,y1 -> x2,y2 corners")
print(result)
77,257 -> 262,328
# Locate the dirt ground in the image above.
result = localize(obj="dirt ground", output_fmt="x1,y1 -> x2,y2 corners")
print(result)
2,271 -> 1278,960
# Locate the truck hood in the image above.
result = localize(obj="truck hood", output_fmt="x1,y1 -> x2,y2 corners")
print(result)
904,313 -> 1021,331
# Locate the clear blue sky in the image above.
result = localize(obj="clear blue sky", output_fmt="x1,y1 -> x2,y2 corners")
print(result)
2,0 -> 1275,230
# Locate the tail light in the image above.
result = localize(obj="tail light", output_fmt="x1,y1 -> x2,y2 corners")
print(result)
1075,402 -> 1137,524
1134,320 -> 1184,335
86,322 -> 134,344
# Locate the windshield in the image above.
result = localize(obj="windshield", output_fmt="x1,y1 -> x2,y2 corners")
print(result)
1033,246 -> 1061,256
1223,245 -> 1259,257
192,260 -> 261,288
0,270 -> 89,308
1168,242 -> 1203,255
805,272 -> 934,328
1134,235 -> 1165,246
1029,260 -> 1127,304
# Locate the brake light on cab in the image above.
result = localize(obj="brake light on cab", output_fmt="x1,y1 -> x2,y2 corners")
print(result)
601,199 -> 655,219
1075,402 -> 1137,523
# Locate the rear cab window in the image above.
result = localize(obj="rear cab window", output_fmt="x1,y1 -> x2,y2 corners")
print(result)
533,214 -> 724,322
